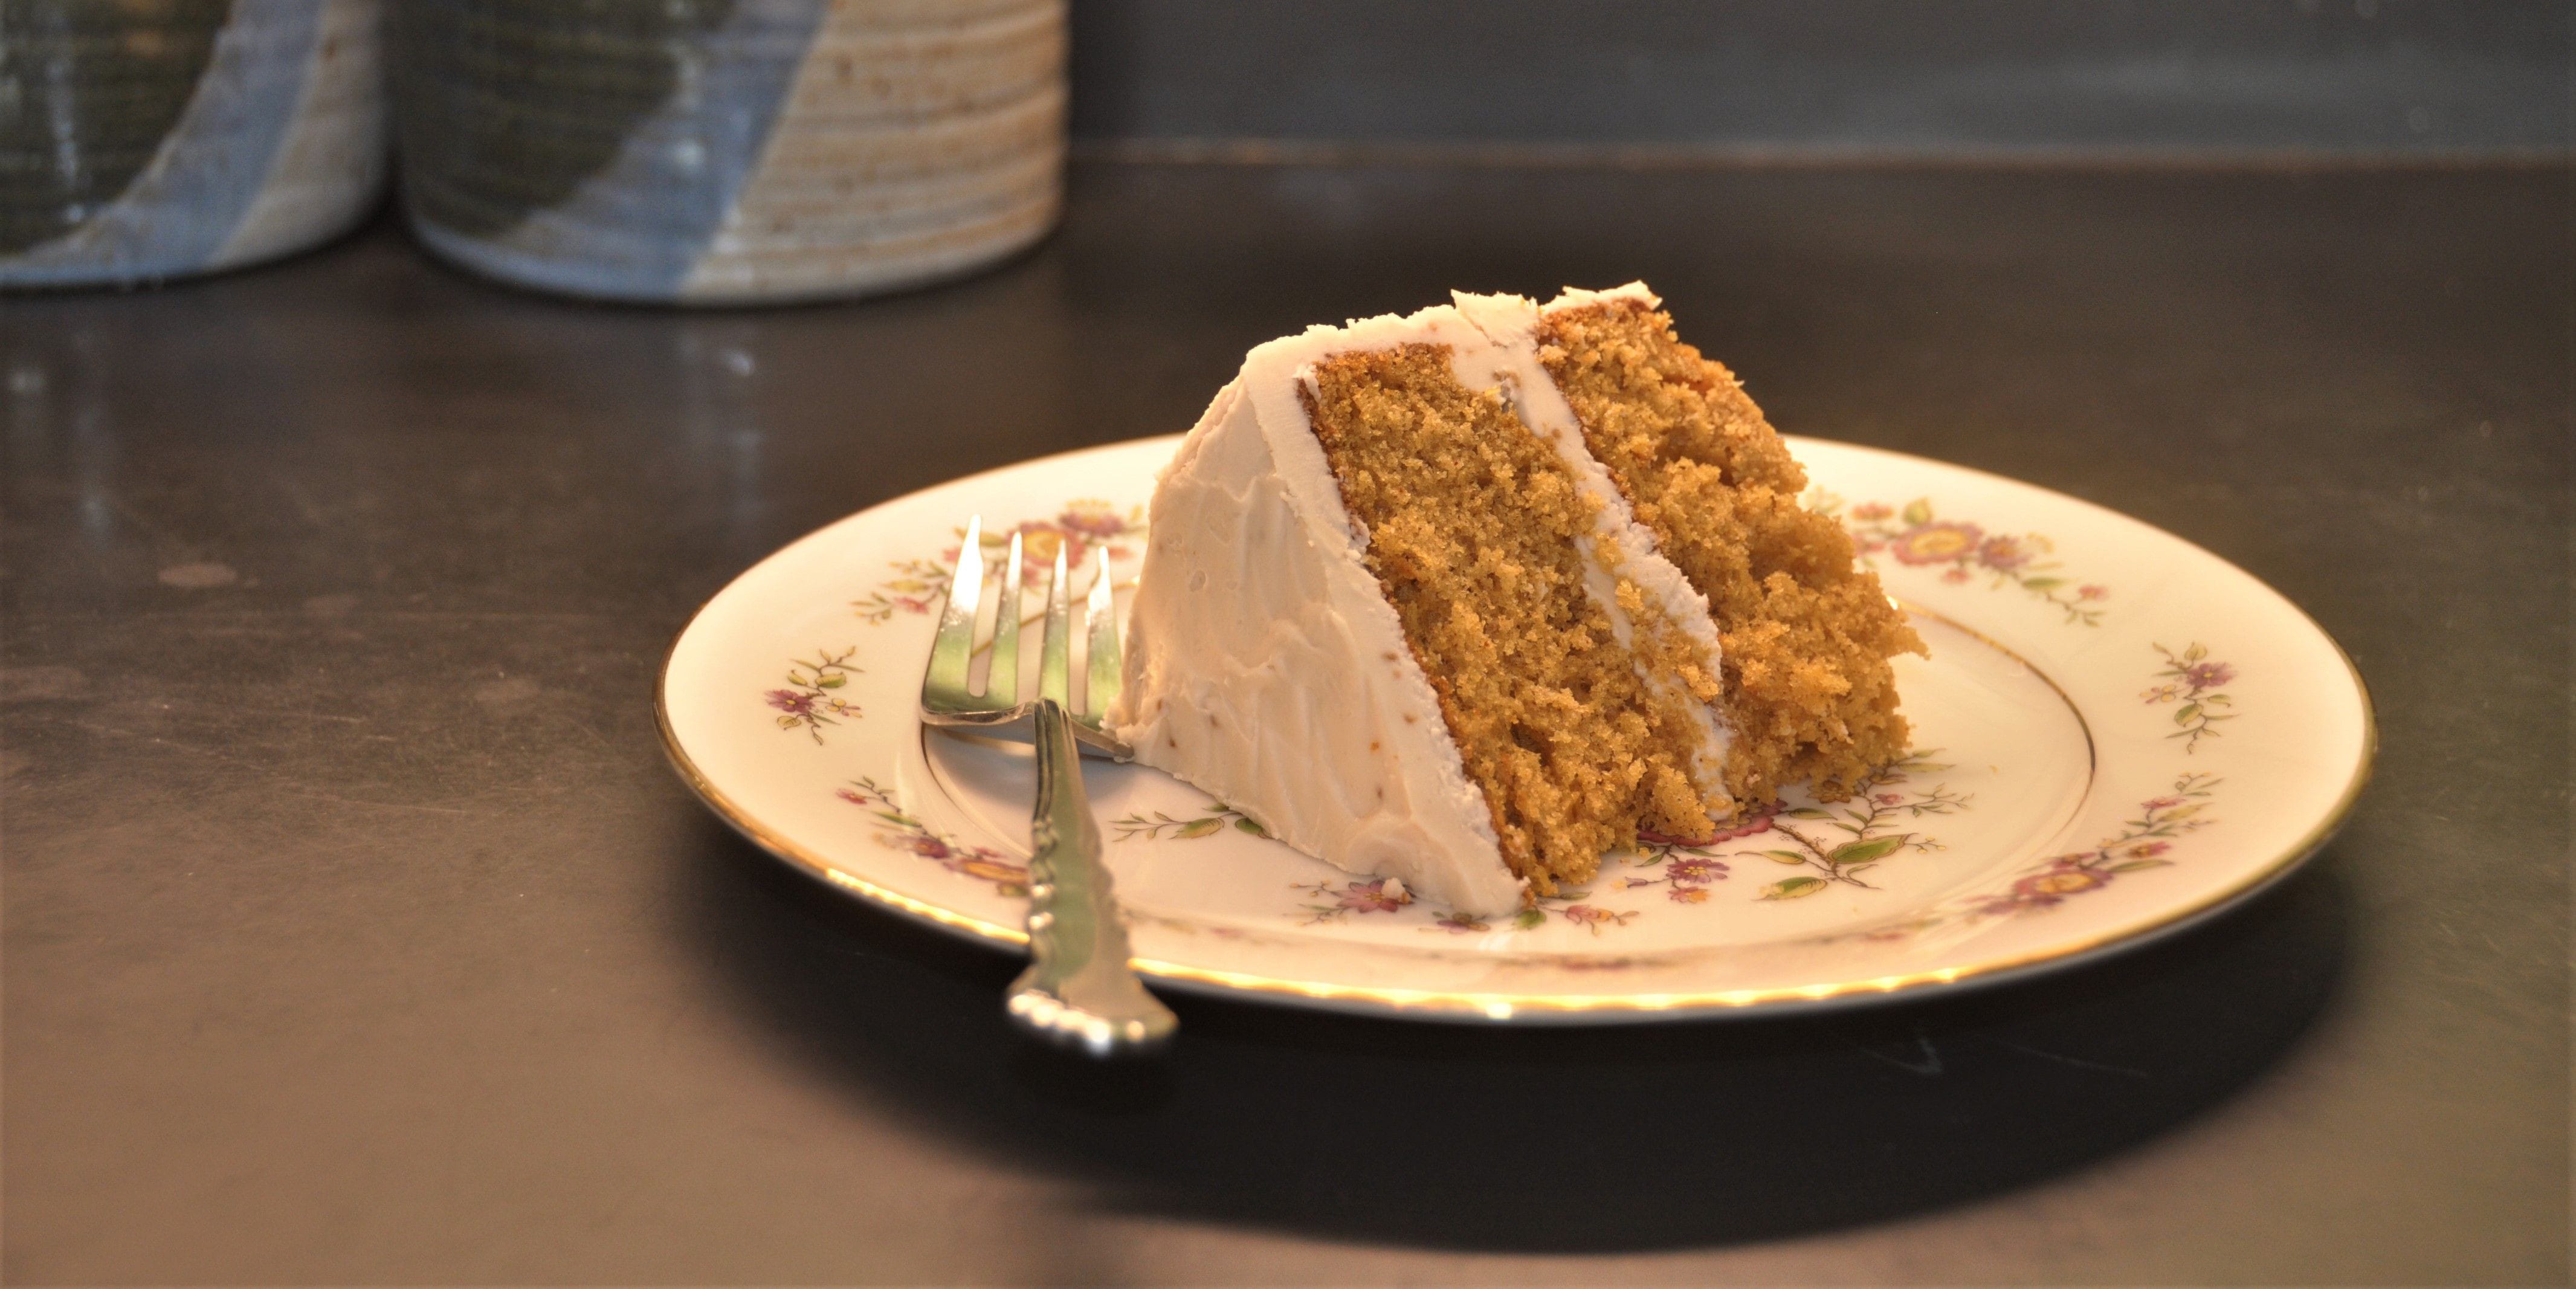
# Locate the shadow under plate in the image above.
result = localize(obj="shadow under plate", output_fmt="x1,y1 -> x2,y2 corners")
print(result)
676,803 -> 2348,1252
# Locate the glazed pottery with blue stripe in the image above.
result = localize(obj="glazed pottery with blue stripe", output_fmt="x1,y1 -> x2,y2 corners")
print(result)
1,0 -> 387,289
392,0 -> 1065,305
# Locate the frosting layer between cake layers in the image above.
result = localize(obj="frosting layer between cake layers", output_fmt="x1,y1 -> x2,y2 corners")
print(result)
1108,287 -> 1737,914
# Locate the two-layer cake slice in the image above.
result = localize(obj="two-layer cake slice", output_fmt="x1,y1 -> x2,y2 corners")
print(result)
1107,283 -> 1920,914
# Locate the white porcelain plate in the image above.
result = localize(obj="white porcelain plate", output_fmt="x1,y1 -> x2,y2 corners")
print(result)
659,436 -> 2374,1022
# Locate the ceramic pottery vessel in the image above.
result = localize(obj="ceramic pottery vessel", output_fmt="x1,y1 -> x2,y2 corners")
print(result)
392,0 -> 1065,305
1,0 -> 387,289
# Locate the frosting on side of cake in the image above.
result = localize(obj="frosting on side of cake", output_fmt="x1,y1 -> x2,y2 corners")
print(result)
1109,374 -> 1523,914
1111,291 -> 1742,912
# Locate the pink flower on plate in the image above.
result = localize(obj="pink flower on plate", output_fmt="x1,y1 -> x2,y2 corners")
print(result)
1665,855 -> 1729,885
766,688 -> 815,716
1851,502 -> 1894,522
1709,806 -> 1778,842
1874,792 -> 1905,806
2125,841 -> 2173,859
2141,795 -> 2185,810
2019,867 -> 2110,899
1337,879 -> 1411,913
1976,535 -> 2032,571
1890,521 -> 1984,566
1668,886 -> 1712,904
2183,661 -> 2235,691
2077,584 -> 2108,601
1559,904 -> 1617,927
1941,567 -> 1972,584
1055,508 -> 1131,540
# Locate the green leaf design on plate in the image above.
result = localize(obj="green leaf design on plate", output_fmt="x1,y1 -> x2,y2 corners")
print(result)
1901,498 -> 1933,526
1763,850 -> 1809,865
1827,836 -> 1908,867
1764,876 -> 1828,900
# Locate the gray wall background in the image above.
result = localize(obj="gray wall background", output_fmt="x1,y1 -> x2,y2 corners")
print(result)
1070,0 -> 2569,158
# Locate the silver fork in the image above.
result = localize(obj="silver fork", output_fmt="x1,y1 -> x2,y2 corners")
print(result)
920,515 -> 1177,1056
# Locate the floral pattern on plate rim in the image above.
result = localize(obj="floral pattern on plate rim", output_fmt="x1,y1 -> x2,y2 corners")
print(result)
836,776 -> 1032,897
2145,641 -> 2236,752
1114,804 -> 1266,842
1850,771 -> 2221,942
1293,879 -> 1645,935
1731,749 -> 1971,901
1827,641 -> 2238,942
764,647 -> 862,744
1812,489 -> 2108,626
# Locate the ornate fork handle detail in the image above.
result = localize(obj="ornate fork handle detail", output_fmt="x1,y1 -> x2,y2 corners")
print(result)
1006,699 -> 1177,1055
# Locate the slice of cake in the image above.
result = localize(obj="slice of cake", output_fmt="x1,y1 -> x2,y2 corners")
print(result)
1108,283 -> 1920,914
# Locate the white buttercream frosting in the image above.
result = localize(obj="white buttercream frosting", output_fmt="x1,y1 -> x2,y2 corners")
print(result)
1543,280 -> 1662,313
1108,288 -> 1732,914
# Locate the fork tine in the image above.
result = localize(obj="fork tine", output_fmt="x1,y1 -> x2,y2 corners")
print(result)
986,528 -> 1022,703
1083,546 -> 1120,726
1038,543 -> 1071,708
925,514 -> 983,702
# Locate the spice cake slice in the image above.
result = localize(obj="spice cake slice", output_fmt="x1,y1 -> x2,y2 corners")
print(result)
1109,293 -> 1740,913
1108,285 -> 1917,914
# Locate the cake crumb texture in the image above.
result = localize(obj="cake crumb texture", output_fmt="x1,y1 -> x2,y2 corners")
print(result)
1303,344 -> 1724,896
1538,302 -> 1924,806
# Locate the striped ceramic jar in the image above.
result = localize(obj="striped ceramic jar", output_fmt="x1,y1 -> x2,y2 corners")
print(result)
1,0 -> 387,289
393,0 -> 1064,305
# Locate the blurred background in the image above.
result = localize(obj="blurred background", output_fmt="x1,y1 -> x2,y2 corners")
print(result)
4,1 -> 2563,296
1070,0 -> 2563,160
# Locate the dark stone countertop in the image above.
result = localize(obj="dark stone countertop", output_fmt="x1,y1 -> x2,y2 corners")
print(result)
3,160 -> 2566,1284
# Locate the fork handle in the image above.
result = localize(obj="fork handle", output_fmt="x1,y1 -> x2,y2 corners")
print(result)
1005,699 -> 1177,1055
